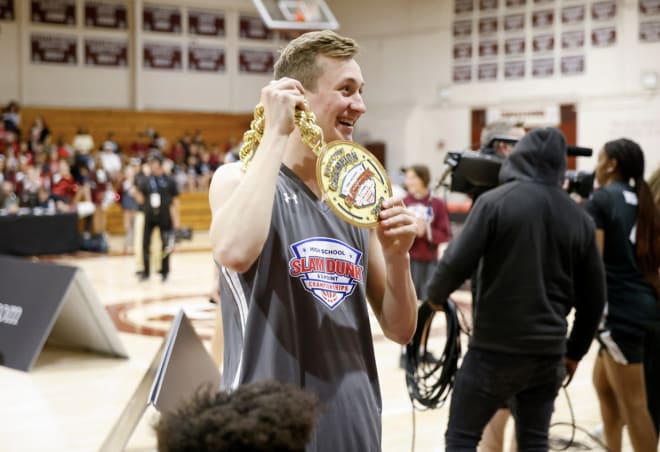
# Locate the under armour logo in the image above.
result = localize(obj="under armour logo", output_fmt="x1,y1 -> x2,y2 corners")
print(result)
283,192 -> 298,204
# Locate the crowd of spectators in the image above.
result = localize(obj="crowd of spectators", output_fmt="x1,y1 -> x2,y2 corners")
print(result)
0,100 -> 239,243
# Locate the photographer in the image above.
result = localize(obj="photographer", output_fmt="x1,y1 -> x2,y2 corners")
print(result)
426,128 -> 606,450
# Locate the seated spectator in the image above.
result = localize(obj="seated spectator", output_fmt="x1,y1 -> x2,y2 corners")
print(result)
155,380 -> 320,452
101,131 -> 120,154
2,100 -> 21,138
0,180 -> 18,213
28,115 -> 50,152
100,141 -> 122,180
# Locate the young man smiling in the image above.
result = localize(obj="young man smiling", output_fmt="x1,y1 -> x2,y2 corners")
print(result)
208,31 -> 418,451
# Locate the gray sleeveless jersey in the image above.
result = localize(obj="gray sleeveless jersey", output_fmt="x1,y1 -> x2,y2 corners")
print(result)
219,165 -> 382,452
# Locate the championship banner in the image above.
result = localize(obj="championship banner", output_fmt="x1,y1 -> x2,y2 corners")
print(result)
479,0 -> 497,12
505,37 -> 525,56
239,14 -> 273,40
532,58 -> 554,78
188,10 -> 225,37
453,65 -> 472,83
239,49 -> 275,73
506,0 -> 526,8
84,1 -> 127,29
592,1 -> 616,21
478,63 -> 498,81
562,30 -> 585,49
533,34 -> 555,53
143,5 -> 181,33
455,0 -> 474,15
532,9 -> 554,28
0,0 -> 14,21
85,38 -> 128,67
453,42 -> 472,60
188,45 -> 225,72
504,61 -> 525,80
453,20 -> 473,38
143,42 -> 181,70
640,0 -> 660,16
562,5 -> 585,25
31,34 -> 77,65
479,17 -> 498,35
592,27 -> 616,47
640,21 -> 660,42
31,0 -> 75,26
478,40 -> 498,58
503,14 -> 525,33
561,55 -> 585,75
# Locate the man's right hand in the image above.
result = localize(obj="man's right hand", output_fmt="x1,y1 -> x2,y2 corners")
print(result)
261,78 -> 307,137
563,357 -> 578,387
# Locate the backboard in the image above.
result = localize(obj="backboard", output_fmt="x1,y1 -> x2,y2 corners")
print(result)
252,0 -> 339,30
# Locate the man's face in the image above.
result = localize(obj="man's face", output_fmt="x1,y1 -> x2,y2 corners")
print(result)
305,55 -> 366,143
497,127 -> 526,158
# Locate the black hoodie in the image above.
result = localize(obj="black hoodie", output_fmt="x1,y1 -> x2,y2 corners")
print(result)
427,128 -> 606,361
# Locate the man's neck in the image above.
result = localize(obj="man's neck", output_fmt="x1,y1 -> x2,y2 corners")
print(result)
282,134 -> 322,198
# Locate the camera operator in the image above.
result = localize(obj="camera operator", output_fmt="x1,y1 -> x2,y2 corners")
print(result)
426,127 -> 606,451
480,120 -> 526,159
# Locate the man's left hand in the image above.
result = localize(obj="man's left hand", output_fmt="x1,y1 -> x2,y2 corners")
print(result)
376,197 -> 417,258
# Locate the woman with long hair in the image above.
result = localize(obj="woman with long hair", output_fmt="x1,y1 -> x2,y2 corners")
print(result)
585,138 -> 660,452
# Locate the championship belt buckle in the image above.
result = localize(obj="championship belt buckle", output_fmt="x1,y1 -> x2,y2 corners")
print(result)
239,102 -> 392,228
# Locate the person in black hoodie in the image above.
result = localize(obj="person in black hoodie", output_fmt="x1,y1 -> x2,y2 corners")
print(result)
426,127 -> 606,451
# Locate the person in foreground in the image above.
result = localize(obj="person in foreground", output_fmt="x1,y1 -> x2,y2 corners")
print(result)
155,380 -> 320,452
585,138 -> 660,452
426,127 -> 606,451
208,30 -> 418,452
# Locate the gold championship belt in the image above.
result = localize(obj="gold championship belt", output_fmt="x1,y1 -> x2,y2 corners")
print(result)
239,102 -> 391,228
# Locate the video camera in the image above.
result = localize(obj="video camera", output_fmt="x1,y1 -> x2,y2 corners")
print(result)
441,135 -> 595,199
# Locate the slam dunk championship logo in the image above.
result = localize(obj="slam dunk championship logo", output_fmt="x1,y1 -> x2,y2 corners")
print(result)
289,237 -> 364,310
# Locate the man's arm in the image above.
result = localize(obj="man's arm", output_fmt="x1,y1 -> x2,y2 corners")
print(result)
170,197 -> 180,230
426,198 -> 491,308
209,78 -> 305,272
366,199 -> 418,345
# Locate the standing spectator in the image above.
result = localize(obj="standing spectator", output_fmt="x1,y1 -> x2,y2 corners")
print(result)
134,152 -> 179,282
426,128 -> 606,450
120,161 -> 140,254
28,116 -> 50,152
2,100 -> 21,137
101,131 -> 120,154
100,141 -> 122,180
586,138 -> 660,452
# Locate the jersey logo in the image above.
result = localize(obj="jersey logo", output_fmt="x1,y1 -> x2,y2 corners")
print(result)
289,237 -> 363,310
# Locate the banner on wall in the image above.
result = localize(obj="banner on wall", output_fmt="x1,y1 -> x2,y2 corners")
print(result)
561,55 -> 585,75
533,0 -> 553,4
479,40 -> 498,58
31,0 -> 75,26
639,21 -> 660,42
506,0 -> 526,7
239,49 -> 275,73
31,34 -> 77,65
452,66 -> 472,83
455,0 -> 473,15
533,34 -> 555,53
85,38 -> 127,67
143,5 -> 181,33
592,27 -> 616,47
453,42 -> 472,60
479,0 -> 497,12
478,63 -> 498,81
505,37 -> 525,56
453,20 -> 473,38
0,0 -> 14,21
503,14 -> 525,33
239,15 -> 273,40
84,1 -> 127,29
479,17 -> 498,35
592,1 -> 616,21
562,30 -> 585,49
143,43 -> 181,70
504,61 -> 525,80
640,0 -> 660,16
188,10 -> 225,37
532,10 -> 554,28
532,58 -> 554,78
188,45 -> 225,72
562,5 -> 585,24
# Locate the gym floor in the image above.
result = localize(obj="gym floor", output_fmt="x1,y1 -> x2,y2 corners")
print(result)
0,232 -> 629,451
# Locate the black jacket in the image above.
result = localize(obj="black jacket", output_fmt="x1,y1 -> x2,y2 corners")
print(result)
427,128 -> 605,361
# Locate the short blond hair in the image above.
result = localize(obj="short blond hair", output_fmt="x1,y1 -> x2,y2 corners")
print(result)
274,30 -> 358,91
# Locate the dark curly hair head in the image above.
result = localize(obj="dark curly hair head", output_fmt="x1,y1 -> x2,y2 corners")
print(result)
155,380 -> 321,452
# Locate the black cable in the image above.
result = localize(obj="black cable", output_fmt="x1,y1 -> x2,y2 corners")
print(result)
549,386 -> 610,451
405,299 -> 462,410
